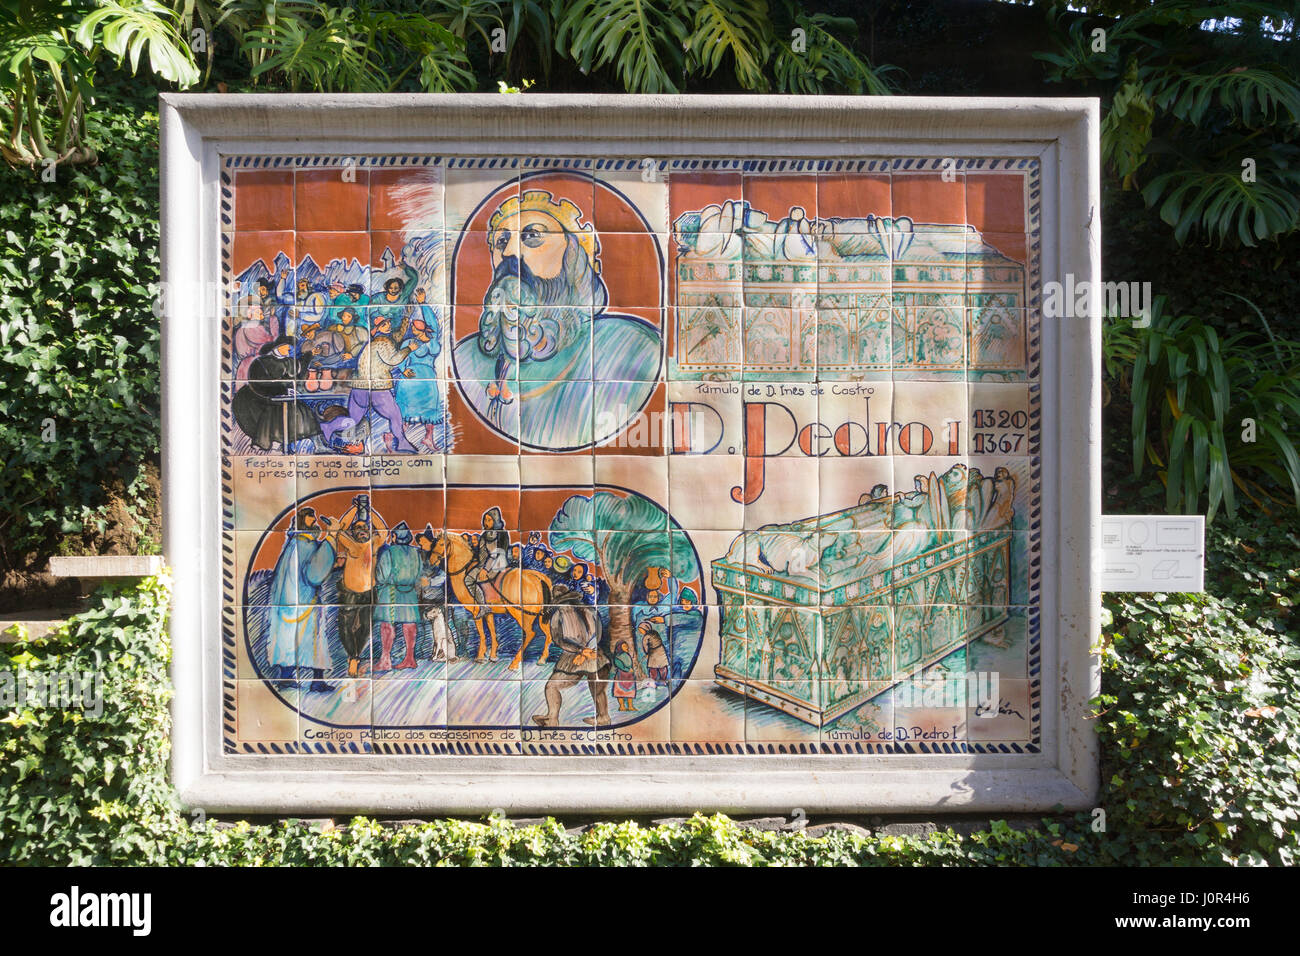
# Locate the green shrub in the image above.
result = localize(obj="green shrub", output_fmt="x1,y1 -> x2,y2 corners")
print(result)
1094,590 -> 1300,865
0,572 -> 183,864
0,84 -> 161,568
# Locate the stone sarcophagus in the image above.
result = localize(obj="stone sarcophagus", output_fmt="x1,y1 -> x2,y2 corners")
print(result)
713,463 -> 1017,726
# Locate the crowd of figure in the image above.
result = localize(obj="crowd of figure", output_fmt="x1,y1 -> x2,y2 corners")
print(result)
231,260 -> 442,456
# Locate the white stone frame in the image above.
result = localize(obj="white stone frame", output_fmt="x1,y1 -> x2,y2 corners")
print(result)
162,93 -> 1100,814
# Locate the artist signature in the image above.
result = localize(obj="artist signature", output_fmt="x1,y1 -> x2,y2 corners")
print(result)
974,698 -> 1024,720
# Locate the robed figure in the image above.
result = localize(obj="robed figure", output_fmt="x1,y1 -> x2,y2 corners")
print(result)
266,509 -> 337,676
231,336 -> 322,452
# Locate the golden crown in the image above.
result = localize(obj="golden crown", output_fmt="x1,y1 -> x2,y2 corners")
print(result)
487,189 -> 601,271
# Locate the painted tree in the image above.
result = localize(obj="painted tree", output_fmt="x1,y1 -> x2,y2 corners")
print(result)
549,491 -> 700,681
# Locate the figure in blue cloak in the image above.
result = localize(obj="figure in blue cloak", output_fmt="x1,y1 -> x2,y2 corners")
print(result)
266,507 -> 338,692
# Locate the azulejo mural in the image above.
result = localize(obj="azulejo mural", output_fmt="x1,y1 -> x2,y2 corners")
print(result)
221,155 -> 1041,755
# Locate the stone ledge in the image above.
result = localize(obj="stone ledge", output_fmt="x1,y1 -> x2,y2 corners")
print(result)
0,605 -> 87,643
47,555 -> 164,578
188,814 -> 1055,837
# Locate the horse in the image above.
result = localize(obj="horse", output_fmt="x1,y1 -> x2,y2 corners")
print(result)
433,530 -> 555,669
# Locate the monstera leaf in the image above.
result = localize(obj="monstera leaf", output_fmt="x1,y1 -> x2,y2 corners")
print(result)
554,0 -> 689,94
75,0 -> 198,85
1104,73 -> 1156,187
685,0 -> 769,91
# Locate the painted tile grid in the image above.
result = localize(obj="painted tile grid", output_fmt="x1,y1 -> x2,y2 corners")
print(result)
220,154 -> 1042,755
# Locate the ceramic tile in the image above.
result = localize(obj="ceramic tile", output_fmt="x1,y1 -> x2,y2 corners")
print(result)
891,291 -> 967,379
733,527 -> 816,606
449,232 -> 501,307
891,172 -> 965,226
226,454 -> 297,529
689,529 -> 743,605
967,678 -> 1032,743
232,528 -> 284,606
522,676 -> 610,732
674,232 -> 745,305
230,233 -> 295,302
233,605 -> 273,678
445,461 -> 520,515
234,679 -> 299,750
368,241 -> 421,306
668,456 -> 745,530
372,678 -> 448,728
966,606 -> 1029,679
743,173 -> 818,223
595,380 -> 666,455
736,381 -> 818,456
518,169 -> 596,230
295,167 -> 369,232
670,679 -> 747,747
667,380 -> 743,454
448,381 -> 521,454
234,169 -> 294,232
594,307 -> 665,384
966,456 -> 1033,534
816,380 -> 892,457
743,307 -> 817,382
228,306 -> 280,382
964,173 -> 1027,235
968,307 -> 1028,375
820,683 -> 893,745
826,605 -> 894,685
968,383 -> 1031,456
446,678 -> 521,726
818,456 -> 894,521
892,382 -> 968,456
819,532 -> 892,608
892,456 -> 971,529
891,528 -> 970,603
741,456 -> 819,529
593,168 -> 669,234
441,602 -> 513,667
968,231 -> 1027,274
513,307 -> 593,382
817,173 -> 891,223
671,305 -> 743,380
594,456 -> 668,520
519,453 -> 595,489
973,530 -> 1032,607
891,681 -> 970,748
521,377 -> 594,449
891,603 -> 967,683
447,644 -> 523,681
815,284 -> 892,380
334,379 -> 421,455
298,679 -> 373,751
369,165 -> 442,231
443,165 -> 519,236
599,232 -> 667,311
668,170 -> 744,225
745,686 -> 822,745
